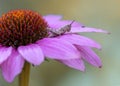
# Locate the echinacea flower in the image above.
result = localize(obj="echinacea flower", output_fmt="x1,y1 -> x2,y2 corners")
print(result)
0,9 -> 108,83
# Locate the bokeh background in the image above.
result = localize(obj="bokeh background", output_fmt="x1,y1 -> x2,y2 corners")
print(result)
0,0 -> 118,86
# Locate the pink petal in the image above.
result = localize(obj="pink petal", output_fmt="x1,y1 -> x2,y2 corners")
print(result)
43,15 -> 62,22
60,34 -> 101,49
49,20 -> 83,28
0,49 -> 25,82
0,46 -> 12,64
58,59 -> 85,71
37,38 -> 80,60
18,44 -> 44,65
71,27 -> 109,33
43,15 -> 63,29
47,20 -> 83,29
77,46 -> 102,68
57,20 -> 83,27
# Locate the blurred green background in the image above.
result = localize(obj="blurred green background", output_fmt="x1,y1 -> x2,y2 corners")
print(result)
0,0 -> 118,86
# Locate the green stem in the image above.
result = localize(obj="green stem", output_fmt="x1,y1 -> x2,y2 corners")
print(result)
19,62 -> 30,86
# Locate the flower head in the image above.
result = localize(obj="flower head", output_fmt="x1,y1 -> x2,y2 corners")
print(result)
0,9 -> 108,82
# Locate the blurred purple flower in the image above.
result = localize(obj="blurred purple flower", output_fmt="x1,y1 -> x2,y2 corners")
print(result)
0,10 -> 108,82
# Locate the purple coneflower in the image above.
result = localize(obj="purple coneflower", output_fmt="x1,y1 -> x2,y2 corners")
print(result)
0,9 -> 108,83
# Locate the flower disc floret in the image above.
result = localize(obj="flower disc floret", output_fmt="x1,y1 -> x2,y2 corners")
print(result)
0,10 -> 48,47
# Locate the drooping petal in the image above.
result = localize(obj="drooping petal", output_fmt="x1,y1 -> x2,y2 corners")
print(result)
37,38 -> 80,60
76,46 -> 102,68
18,44 -> 44,65
0,46 -> 12,64
58,59 -> 85,71
0,49 -> 25,82
60,34 -> 101,49
71,27 -> 109,33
